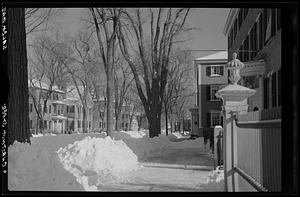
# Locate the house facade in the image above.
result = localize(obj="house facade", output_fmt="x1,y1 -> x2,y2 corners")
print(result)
92,99 -> 139,132
190,51 -> 228,139
223,8 -> 281,111
28,82 -> 93,134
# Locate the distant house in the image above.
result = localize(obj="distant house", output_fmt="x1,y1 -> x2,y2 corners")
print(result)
92,99 -> 139,132
190,51 -> 228,139
28,82 -> 93,134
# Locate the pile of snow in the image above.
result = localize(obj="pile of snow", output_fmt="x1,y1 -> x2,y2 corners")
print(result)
206,166 -> 224,183
32,133 -> 44,138
57,136 -> 140,191
114,130 -> 209,161
8,141 -> 83,191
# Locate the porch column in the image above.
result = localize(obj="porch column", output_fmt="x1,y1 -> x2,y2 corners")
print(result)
216,84 -> 256,192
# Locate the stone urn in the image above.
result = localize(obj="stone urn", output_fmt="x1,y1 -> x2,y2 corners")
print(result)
226,52 -> 245,85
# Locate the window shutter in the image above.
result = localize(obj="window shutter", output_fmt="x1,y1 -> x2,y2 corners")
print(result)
207,112 -> 211,127
263,77 -> 269,109
272,72 -> 277,107
278,69 -> 281,106
220,66 -> 224,76
207,86 -> 211,101
206,66 -> 211,76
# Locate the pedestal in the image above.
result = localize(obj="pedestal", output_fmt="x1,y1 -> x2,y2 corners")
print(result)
216,84 -> 256,192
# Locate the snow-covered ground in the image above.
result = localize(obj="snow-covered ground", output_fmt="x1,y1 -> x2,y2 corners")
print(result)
8,130 -> 224,191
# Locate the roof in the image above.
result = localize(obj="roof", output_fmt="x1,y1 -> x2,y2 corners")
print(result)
28,80 -> 65,93
195,51 -> 228,61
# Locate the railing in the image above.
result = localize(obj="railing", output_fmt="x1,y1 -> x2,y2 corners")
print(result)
233,106 -> 281,192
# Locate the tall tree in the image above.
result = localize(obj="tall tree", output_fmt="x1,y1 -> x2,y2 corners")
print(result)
25,8 -> 62,35
7,8 -> 31,145
89,8 -> 122,137
65,31 -> 97,133
117,8 -> 191,137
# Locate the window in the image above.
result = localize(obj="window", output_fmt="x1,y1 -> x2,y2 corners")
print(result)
264,9 -> 272,43
44,120 -> 47,129
49,105 -> 51,113
238,9 -> 243,29
57,105 -> 61,115
243,8 -> 248,19
30,103 -> 33,113
78,120 -> 81,128
276,8 -> 281,31
89,121 -> 91,128
206,65 -> 224,76
210,85 -> 220,101
244,36 -> 249,62
233,18 -> 238,39
66,106 -> 69,113
49,121 -> 51,129
69,106 -> 75,113
210,112 -> 222,127
44,105 -> 47,113
52,93 -> 58,100
263,76 -> 270,109
272,72 -> 277,107
29,119 -> 32,129
100,112 -> 104,118
271,9 -> 276,37
259,14 -> 264,50
125,123 -> 128,130
242,76 -> 259,89
122,123 -> 125,129
99,122 -> 102,128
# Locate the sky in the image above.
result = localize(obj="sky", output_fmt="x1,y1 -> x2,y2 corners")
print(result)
42,8 -> 230,59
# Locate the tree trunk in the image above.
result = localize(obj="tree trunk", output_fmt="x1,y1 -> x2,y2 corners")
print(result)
115,114 -> 120,131
7,8 -> 31,146
165,104 -> 168,136
82,105 -> 88,133
147,79 -> 162,138
106,73 -> 114,137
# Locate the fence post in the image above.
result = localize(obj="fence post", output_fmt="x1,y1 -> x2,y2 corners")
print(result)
216,84 -> 256,192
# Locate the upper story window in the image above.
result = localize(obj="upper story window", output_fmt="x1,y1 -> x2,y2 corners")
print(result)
207,85 -> 221,101
206,65 -> 224,77
52,93 -> 59,100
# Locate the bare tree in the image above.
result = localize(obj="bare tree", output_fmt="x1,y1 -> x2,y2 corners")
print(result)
25,8 -> 62,35
114,56 -> 134,131
63,31 -> 97,133
117,8 -> 191,137
7,8 -> 31,145
28,35 -> 70,134
89,8 -> 122,137
89,65 -> 107,132
163,48 -> 193,135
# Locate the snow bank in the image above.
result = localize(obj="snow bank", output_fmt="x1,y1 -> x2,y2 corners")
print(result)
206,166 -> 224,183
114,130 -> 209,161
8,141 -> 83,191
57,136 -> 140,191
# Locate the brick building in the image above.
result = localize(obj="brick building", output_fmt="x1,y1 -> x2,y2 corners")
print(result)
190,51 -> 228,139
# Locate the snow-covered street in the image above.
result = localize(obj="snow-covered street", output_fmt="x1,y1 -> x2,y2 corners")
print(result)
8,131 -> 224,191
